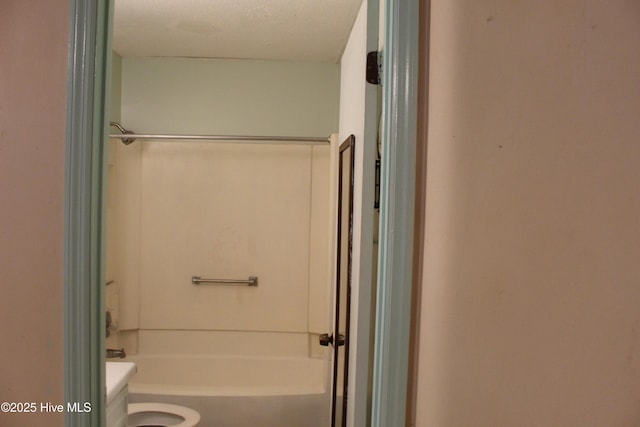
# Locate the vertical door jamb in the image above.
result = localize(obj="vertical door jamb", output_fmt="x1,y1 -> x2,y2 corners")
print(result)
371,0 -> 420,426
64,0 -> 113,426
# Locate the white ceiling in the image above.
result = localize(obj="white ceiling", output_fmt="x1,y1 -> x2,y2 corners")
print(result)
113,0 -> 363,63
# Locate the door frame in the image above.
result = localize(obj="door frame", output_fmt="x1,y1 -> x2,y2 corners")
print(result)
63,1 -> 420,426
64,0 -> 112,426
371,0 -> 420,426
332,135 -> 356,426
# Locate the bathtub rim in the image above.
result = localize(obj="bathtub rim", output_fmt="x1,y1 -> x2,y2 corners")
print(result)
113,353 -> 328,397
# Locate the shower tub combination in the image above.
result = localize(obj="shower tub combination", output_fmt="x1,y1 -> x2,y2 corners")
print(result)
120,354 -> 329,427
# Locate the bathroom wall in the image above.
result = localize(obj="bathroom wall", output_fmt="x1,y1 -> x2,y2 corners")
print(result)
139,142 -> 313,332
106,52 -> 126,349
110,53 -> 122,122
107,51 -> 144,344
0,1 -> 69,425
121,58 -> 339,136
417,1 -> 640,426
107,50 -> 146,354
110,58 -> 339,355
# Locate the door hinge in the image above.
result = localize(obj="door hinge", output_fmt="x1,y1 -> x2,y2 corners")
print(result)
366,51 -> 382,85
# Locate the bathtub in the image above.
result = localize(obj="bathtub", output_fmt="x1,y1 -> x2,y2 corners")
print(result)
117,354 -> 329,427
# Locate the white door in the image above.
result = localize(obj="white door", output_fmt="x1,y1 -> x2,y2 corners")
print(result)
335,1 -> 380,426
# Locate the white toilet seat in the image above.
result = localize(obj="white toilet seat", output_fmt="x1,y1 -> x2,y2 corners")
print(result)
128,403 -> 200,427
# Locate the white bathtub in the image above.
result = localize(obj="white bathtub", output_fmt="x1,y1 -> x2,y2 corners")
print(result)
116,354 -> 330,427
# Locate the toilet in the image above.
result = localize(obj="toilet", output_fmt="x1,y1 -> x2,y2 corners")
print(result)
128,403 -> 201,427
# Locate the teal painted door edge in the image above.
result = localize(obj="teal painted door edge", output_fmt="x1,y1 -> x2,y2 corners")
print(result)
371,0 -> 420,426
64,0 -> 112,426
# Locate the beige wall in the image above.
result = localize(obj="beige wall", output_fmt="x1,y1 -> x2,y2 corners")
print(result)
110,53 -> 122,123
106,53 -> 125,348
106,137 -> 141,347
417,1 -> 640,426
139,142 -> 314,332
0,1 -> 69,426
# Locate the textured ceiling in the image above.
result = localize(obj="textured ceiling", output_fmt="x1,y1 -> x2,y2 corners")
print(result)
113,0 -> 363,62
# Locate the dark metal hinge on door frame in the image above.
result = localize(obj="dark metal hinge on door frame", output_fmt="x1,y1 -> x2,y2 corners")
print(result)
366,51 -> 382,85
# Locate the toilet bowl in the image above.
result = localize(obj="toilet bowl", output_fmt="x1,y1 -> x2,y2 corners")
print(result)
128,403 -> 200,427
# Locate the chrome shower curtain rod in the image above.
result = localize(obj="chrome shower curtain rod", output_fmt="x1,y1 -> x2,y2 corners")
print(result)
109,122 -> 329,145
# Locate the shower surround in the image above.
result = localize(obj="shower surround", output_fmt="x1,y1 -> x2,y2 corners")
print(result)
105,57 -> 340,405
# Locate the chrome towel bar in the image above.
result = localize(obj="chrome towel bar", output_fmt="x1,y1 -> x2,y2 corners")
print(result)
191,276 -> 258,287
